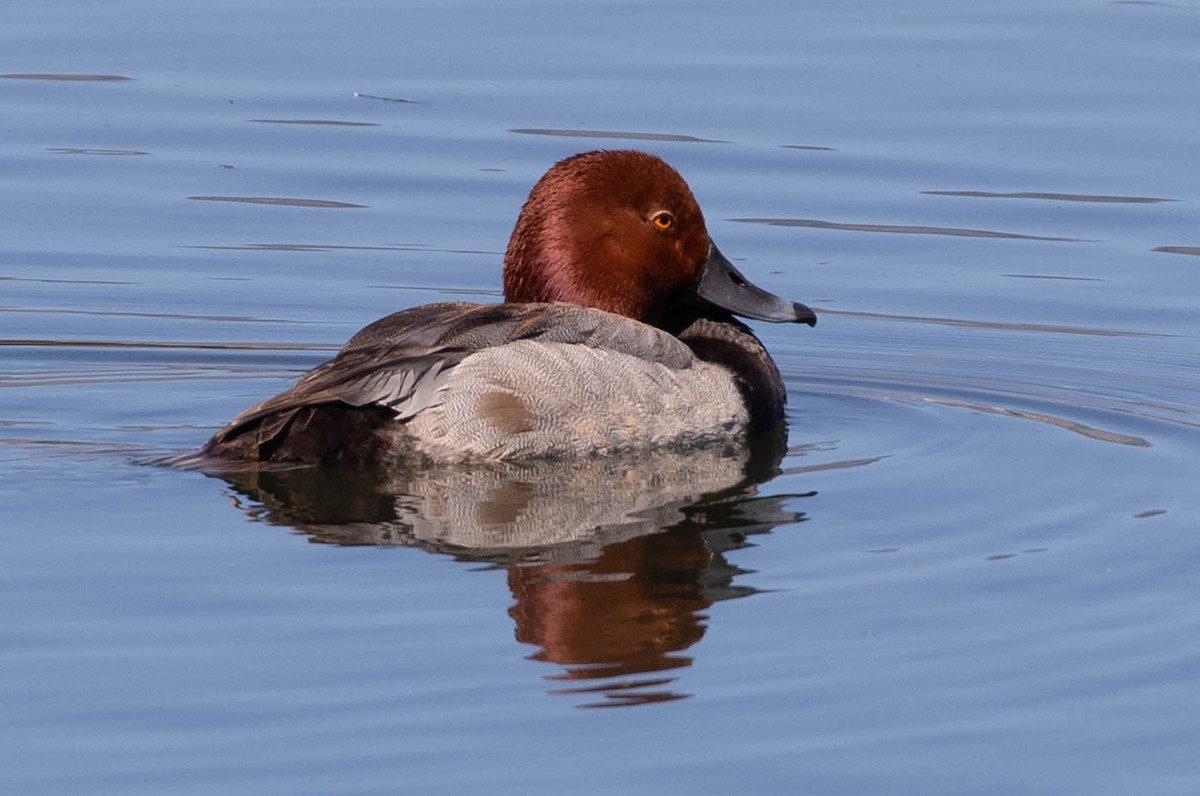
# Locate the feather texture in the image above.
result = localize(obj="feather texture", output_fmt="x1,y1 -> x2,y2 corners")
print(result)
199,302 -> 706,465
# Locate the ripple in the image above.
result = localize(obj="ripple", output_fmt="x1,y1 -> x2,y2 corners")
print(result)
0,363 -> 291,389
248,119 -> 379,127
509,128 -> 728,143
187,196 -> 366,209
1,73 -> 133,81
792,358 -> 1194,450
730,217 -> 1090,242
351,92 -> 424,104
0,437 -> 151,457
0,339 -> 333,352
817,308 -> 1167,338
1,275 -> 137,286
917,395 -> 1151,447
1002,274 -> 1105,282
923,190 -> 1177,204
1112,1 -> 1200,8
180,242 -> 427,252
46,148 -> 150,156
0,306 -> 310,324
177,242 -> 499,256
779,456 -> 886,475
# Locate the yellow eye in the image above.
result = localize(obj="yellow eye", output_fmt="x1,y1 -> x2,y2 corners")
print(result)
652,211 -> 674,230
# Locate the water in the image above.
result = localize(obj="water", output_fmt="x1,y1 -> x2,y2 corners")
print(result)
3,0 -> 1200,793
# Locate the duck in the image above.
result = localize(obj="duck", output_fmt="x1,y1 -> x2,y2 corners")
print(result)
196,150 -> 816,467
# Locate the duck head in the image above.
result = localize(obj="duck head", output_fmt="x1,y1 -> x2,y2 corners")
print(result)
502,150 -> 817,330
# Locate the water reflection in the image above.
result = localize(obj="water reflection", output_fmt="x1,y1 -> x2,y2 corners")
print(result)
204,431 -> 809,708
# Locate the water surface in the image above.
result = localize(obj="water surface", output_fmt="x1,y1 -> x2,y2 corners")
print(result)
3,1 -> 1200,794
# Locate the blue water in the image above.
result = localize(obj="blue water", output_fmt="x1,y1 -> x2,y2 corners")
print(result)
3,1 -> 1200,793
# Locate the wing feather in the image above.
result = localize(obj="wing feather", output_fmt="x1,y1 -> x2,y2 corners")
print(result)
201,301 -> 695,460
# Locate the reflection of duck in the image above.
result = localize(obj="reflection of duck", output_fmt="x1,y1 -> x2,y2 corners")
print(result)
509,532 -> 712,707
191,150 -> 815,467
212,432 -> 812,707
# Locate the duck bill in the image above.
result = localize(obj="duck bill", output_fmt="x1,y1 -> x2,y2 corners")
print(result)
696,244 -> 817,326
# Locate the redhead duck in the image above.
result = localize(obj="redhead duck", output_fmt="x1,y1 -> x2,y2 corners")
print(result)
197,150 -> 816,466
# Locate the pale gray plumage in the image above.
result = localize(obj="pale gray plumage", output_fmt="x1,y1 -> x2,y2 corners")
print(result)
198,301 -> 736,465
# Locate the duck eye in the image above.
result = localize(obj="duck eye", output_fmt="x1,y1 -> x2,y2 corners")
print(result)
651,211 -> 674,230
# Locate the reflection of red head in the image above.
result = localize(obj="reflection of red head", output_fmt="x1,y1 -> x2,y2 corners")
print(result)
507,531 -> 714,704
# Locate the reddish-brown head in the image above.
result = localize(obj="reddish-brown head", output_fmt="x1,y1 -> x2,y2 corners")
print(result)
502,150 -> 817,329
502,150 -> 711,324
